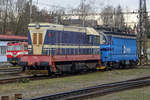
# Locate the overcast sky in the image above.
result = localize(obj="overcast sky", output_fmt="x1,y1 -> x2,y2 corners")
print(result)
34,0 -> 150,12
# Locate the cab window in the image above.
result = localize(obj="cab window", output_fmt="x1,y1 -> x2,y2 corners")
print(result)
95,36 -> 100,44
100,34 -> 107,44
8,46 -> 15,51
88,35 -> 92,43
15,45 -> 22,50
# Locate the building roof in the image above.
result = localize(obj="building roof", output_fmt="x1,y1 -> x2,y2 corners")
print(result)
103,31 -> 136,37
0,35 -> 27,41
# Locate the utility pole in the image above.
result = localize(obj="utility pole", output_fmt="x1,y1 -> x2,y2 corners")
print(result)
143,0 -> 148,65
138,0 -> 148,65
81,0 -> 86,27
30,0 -> 32,23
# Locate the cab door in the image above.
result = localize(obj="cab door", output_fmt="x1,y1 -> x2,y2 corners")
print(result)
32,33 -> 43,55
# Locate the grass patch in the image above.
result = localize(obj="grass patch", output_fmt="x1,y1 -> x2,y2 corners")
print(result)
0,67 -> 150,98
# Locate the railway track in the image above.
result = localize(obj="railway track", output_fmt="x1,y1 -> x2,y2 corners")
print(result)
0,66 -> 149,84
0,67 -> 21,72
0,67 -> 22,75
0,70 -> 99,84
0,75 -> 52,84
24,76 -> 150,100
0,67 -> 149,84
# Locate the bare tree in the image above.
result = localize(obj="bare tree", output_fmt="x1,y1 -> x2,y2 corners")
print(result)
74,0 -> 95,26
101,5 -> 114,27
114,5 -> 125,29
0,0 -> 16,34
0,0 -> 67,36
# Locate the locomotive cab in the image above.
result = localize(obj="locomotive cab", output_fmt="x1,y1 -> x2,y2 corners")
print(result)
100,33 -> 107,45
28,24 -> 45,55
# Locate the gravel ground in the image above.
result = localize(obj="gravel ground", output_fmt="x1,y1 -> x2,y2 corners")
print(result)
0,66 -> 150,99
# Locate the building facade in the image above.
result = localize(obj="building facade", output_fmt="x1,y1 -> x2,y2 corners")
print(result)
62,11 -> 150,29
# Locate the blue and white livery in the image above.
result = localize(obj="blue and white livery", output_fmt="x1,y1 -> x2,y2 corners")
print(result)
100,32 -> 138,68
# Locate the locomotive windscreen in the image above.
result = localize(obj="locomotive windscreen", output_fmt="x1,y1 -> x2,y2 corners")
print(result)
100,33 -> 107,44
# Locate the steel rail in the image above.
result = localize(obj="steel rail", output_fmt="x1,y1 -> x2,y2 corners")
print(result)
0,69 -> 150,84
0,68 -> 21,72
0,67 -> 22,75
24,77 -> 150,100
0,71 -> 95,84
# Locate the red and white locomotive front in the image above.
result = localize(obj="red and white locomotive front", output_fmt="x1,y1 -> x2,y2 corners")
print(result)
6,42 -> 28,65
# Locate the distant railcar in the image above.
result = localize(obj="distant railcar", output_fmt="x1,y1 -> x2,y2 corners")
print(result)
6,42 -> 28,65
100,32 -> 138,68
20,23 -> 102,74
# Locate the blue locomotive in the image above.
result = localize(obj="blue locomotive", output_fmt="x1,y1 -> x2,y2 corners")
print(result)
100,32 -> 138,69
20,23 -> 103,74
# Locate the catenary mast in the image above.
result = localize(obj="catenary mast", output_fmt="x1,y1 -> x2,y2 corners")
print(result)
138,0 -> 148,65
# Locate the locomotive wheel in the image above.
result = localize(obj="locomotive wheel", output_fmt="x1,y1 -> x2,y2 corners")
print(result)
11,63 -> 17,66
104,62 -> 112,71
71,63 -> 76,73
47,66 -> 53,76
113,62 -> 120,69
21,66 -> 26,72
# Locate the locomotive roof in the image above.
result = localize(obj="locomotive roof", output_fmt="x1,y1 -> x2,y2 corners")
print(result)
0,34 -> 27,41
28,23 -> 99,36
103,31 -> 137,37
7,42 -> 27,45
